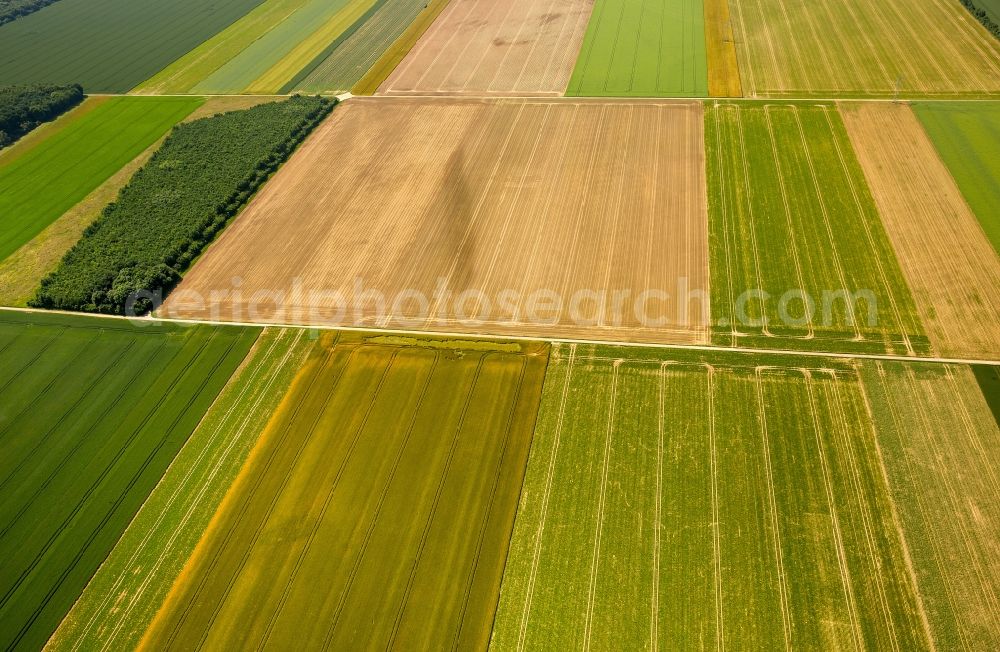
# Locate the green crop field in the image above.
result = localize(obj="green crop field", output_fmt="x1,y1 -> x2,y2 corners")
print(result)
50,328 -> 312,652
143,332 -> 547,650
0,309 -> 258,651
862,361 -> 1000,648
290,0 -> 426,93
706,102 -> 929,355
0,0 -> 264,92
0,96 -> 201,265
914,102 -> 1000,256
189,0 -> 370,94
566,0 -> 708,97
492,342 -> 995,649
135,0 -> 309,94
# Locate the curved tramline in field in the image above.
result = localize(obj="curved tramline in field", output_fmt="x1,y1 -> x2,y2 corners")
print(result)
161,97 -> 711,345
492,343 -> 962,649
140,332 -> 547,650
706,101 -> 929,356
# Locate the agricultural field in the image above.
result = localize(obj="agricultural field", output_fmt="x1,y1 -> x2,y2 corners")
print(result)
841,102 -> 1000,360
141,331 -> 547,649
566,0 -> 708,97
183,0 -> 377,95
0,96 -> 201,264
862,361 -> 1000,648
352,0 -> 452,95
729,0 -> 1000,97
914,101 -> 1000,256
161,97 -> 711,345
706,102 -> 928,355
50,328 -> 312,652
290,0 -> 429,94
135,0 -> 310,95
0,309 -> 259,651
377,0 -> 594,96
492,342 -> 967,649
0,84 -> 82,148
0,0 -> 264,92
704,0 -> 742,97
33,96 -> 334,315
0,96 -> 281,309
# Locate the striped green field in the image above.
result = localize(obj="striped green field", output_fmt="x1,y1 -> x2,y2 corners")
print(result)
566,0 -> 708,97
49,328 -> 312,652
913,102 -> 1000,256
862,361 -> 1000,649
706,102 -> 929,355
492,342 -> 993,649
0,96 -> 202,264
143,332 -> 547,650
0,310 -> 258,651
189,0 -> 375,94
290,0 -> 427,93
135,0 -> 309,94
0,0 -> 264,92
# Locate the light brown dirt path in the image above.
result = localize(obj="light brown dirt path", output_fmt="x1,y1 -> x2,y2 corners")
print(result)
840,102 -> 1000,360
161,97 -> 710,345
378,0 -> 594,96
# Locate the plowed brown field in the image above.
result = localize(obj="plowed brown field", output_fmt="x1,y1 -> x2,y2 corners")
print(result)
841,102 -> 1000,359
377,0 -> 594,96
161,97 -> 710,345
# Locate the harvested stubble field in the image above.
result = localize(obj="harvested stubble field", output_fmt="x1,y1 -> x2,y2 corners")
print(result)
914,101 -> 1000,256
862,361 -> 1000,649
0,96 -> 201,264
0,310 -> 258,651
566,0 -> 708,97
50,328 -> 312,652
729,0 -> 1000,97
142,332 -> 547,650
492,343 -> 954,649
0,0 -> 263,92
840,102 -> 1000,361
706,102 -> 928,356
163,97 -> 711,345
378,0 -> 594,96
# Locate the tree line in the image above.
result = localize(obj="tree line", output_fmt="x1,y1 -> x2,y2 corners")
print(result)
32,95 -> 336,315
961,0 -> 1000,40
0,0 -> 63,27
0,83 -> 83,148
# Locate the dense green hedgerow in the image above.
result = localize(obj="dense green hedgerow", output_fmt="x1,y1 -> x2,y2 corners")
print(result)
31,95 -> 335,314
0,83 -> 83,147
0,0 -> 62,26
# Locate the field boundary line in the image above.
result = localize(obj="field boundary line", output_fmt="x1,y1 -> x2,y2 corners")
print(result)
4,307 -> 998,366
